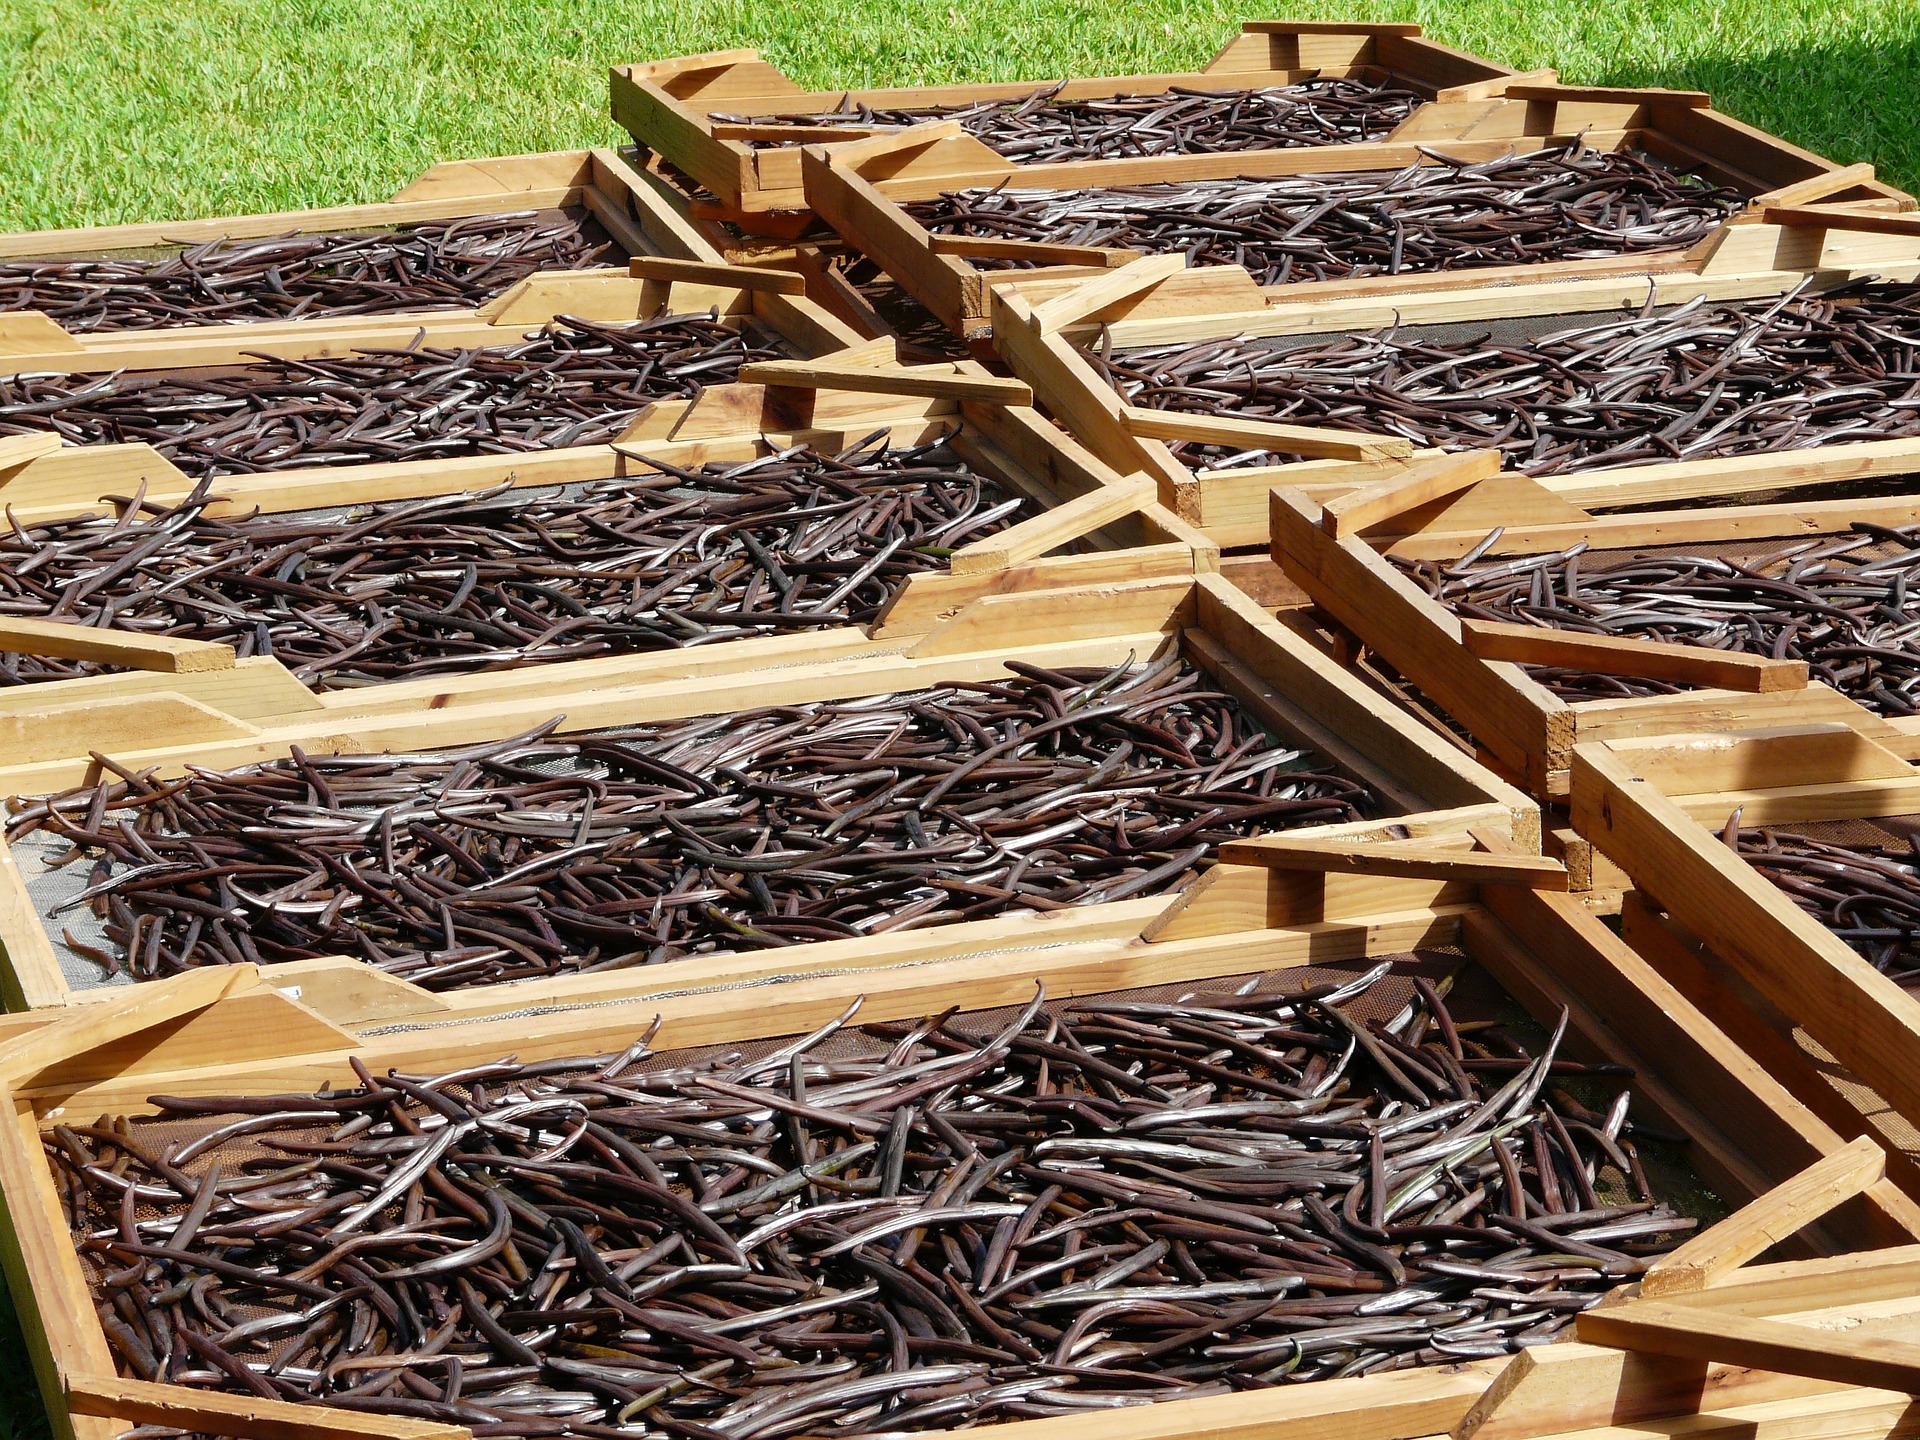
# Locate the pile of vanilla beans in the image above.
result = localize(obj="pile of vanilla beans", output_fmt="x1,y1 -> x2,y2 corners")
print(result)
907,143 -> 1742,283
0,212 -> 615,331
0,441 -> 1026,690
0,314 -> 781,477
53,962 -> 1688,1437
1094,279 -> 1920,476
712,78 -> 1424,157
11,656 -> 1372,988
1397,523 -> 1920,713
1724,820 -> 1920,984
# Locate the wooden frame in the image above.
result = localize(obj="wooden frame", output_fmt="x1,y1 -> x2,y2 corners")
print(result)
610,22 -> 1522,219
0,566 -> 1531,1013
3,856 -> 1917,1440
980,218 -> 1920,549
803,89 -> 1909,342
0,320 -> 1214,756
0,150 -> 720,357
1258,485 -> 1920,799
1570,723 -> 1920,1169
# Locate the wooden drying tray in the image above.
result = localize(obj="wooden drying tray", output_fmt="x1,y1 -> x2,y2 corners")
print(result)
1570,723 -> 1920,1185
2,846 -> 1918,1440
1260,483 -> 1915,801
0,347 -> 1218,768
801,91 -> 1908,342
610,20 -> 1521,218
984,206 -> 1920,547
0,568 -> 1529,1013
0,149 -> 719,364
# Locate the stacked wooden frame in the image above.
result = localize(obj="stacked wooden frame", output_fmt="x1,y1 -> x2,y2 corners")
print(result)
0,562 -> 1532,1012
801,95 -> 1908,340
6,845 -> 1920,1440
611,22 -> 1525,222
0,150 -> 716,358
1570,726 -> 1920,1182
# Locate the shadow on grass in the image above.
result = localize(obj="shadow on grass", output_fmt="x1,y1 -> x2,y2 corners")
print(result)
0,1270 -> 48,1440
1594,33 -> 1920,195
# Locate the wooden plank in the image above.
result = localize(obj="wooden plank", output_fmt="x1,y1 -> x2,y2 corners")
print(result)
0,433 -> 62,468
1218,831 -> 1568,888
1432,68 -> 1556,103
1748,163 -> 1881,209
905,575 -> 1194,657
1764,205 -> 1920,236
0,615 -> 235,673
1570,741 -> 1920,1135
1461,620 -> 1810,693
1586,724 -> 1912,799
628,255 -> 805,291
589,147 -> 728,263
1241,20 -> 1422,35
1271,486 -> 1572,781
931,234 -> 1140,267
1507,84 -> 1710,106
0,312 -> 83,358
0,966 -> 262,1086
874,546 -> 1203,635
65,1376 -> 468,1440
0,692 -> 261,766
0,831 -> 67,1012
737,359 -> 1031,403
1123,404 -> 1413,462
1577,1301 -> 1920,1394
1029,255 -> 1190,331
949,473 -> 1155,574
1321,450 -> 1502,535
1641,1137 -> 1887,1298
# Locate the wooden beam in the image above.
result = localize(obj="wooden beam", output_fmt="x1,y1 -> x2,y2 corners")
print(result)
1217,832 -> 1568,889
1641,1136 -> 1887,1298
0,965 -> 263,1087
949,473 -> 1155,574
1748,163 -> 1879,209
1321,449 -> 1502,536
66,1374 -> 469,1440
1241,20 -> 1422,35
931,234 -> 1141,267
1121,404 -> 1413,462
1763,204 -> 1920,236
627,255 -> 805,292
0,432 -> 61,468
736,359 -> 1032,404
1576,1300 -> 1920,1394
0,615 -> 236,673
1028,254 -> 1188,332
1506,83 -> 1710,106
1460,620 -> 1811,693
1433,68 -> 1556,103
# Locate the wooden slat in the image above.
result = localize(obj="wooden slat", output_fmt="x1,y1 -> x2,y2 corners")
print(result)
0,433 -> 62,468
1321,449 -> 1502,535
1748,163 -> 1880,209
1122,404 -> 1412,462
1569,741 -> 1920,1135
737,359 -> 1031,403
0,966 -> 262,1086
1218,831 -> 1567,888
1507,84 -> 1710,106
1576,1301 -> 1920,1394
0,615 -> 235,673
949,473 -> 1155,574
1641,1137 -> 1887,1298
1460,620 -> 1810,693
628,256 -> 805,291
66,1375 -> 468,1440
931,234 -> 1140,267
1764,204 -> 1920,236
1030,255 -> 1190,331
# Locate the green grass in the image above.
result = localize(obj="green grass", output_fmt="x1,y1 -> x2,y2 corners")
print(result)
0,1 -> 1917,232
0,0 -> 1914,1432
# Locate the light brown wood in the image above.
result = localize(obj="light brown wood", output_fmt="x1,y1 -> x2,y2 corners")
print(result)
1507,84 -> 1710,106
1321,450 -> 1502,536
0,966 -> 263,1087
66,1374 -> 469,1440
1764,204 -> 1920,236
1577,1300 -> 1920,1394
1217,832 -> 1568,888
1748,163 -> 1880,209
1122,404 -> 1413,462
1642,1137 -> 1887,1298
931,234 -> 1140,267
627,255 -> 806,291
1030,255 -> 1190,331
1460,620 -> 1810,693
949,473 -> 1155,573
0,433 -> 62,468
0,615 -> 235,673
738,358 -> 1033,404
